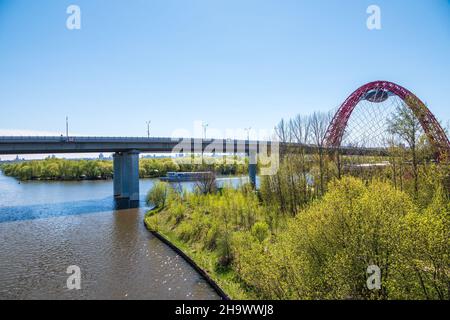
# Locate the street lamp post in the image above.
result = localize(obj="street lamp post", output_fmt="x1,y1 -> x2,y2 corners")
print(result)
201,122 -> 209,165
202,122 -> 208,140
66,116 -> 69,139
244,127 -> 252,157
244,127 -> 252,143
146,120 -> 151,139
245,127 -> 256,188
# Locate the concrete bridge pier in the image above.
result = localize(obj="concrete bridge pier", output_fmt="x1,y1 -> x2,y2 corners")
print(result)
113,153 -> 123,198
113,150 -> 140,208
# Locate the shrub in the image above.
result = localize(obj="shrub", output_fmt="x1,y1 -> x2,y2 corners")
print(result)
168,203 -> 185,225
237,177 -> 419,299
387,185 -> 449,299
216,231 -> 233,267
204,223 -> 220,251
146,181 -> 170,209
176,221 -> 195,243
251,221 -> 270,243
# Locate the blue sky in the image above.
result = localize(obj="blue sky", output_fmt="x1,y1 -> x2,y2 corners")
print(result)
0,0 -> 449,141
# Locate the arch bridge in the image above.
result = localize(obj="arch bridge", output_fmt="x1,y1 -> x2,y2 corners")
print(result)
1,81 -> 448,207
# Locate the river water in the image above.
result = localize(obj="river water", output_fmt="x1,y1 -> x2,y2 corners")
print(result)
0,171 -> 248,300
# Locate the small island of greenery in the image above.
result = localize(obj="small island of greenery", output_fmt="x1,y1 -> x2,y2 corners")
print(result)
0,156 -> 248,181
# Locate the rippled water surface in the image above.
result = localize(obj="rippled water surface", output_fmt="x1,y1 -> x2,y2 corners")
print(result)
0,172 -> 248,299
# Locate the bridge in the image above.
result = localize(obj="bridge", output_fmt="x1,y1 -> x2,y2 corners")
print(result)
0,136 -> 385,207
1,81 -> 448,207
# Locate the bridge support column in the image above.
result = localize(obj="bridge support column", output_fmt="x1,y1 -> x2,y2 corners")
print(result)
113,150 -> 140,208
248,143 -> 257,188
113,153 -> 123,197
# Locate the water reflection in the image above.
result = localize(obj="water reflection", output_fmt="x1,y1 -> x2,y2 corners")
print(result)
0,197 -> 118,223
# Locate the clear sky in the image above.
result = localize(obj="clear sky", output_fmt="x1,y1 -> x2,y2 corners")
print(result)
1,0 -> 449,142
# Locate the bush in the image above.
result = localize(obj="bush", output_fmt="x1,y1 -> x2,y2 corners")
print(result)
176,221 -> 195,242
144,173 -> 449,300
216,231 -> 233,267
204,223 -> 220,251
169,203 -> 185,225
146,181 -> 170,209
387,185 -> 449,299
237,177 -> 429,299
251,221 -> 270,243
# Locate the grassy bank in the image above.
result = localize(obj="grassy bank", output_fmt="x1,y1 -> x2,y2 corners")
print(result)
144,174 -> 449,300
144,184 -> 269,299
144,224 -> 253,299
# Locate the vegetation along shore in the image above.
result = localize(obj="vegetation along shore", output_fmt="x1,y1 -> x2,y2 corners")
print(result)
145,109 -> 449,300
0,156 -> 247,181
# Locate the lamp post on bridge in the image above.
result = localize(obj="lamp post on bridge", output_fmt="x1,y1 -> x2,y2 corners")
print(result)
245,127 -> 257,188
66,116 -> 69,139
202,122 -> 208,140
146,120 -> 151,139
201,122 -> 208,164
244,127 -> 252,146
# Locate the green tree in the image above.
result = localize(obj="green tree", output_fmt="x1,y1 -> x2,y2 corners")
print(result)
387,103 -> 423,197
146,181 -> 171,210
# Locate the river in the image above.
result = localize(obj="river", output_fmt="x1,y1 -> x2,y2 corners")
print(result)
0,171 -> 248,300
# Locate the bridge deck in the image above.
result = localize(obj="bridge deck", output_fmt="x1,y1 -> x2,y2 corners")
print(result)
0,136 -> 386,156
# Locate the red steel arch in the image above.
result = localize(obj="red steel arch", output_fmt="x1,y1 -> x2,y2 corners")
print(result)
324,81 -> 450,161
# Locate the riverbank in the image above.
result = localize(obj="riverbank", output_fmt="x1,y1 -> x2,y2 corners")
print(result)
144,223 -> 230,300
0,157 -> 247,181
144,173 -> 449,300
143,184 -> 271,300
144,213 -> 253,300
